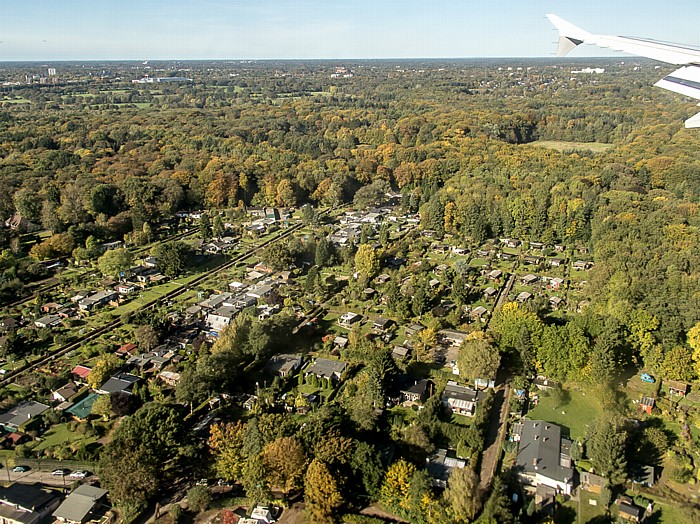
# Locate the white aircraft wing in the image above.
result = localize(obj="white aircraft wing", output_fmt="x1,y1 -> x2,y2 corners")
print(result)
547,14 -> 700,128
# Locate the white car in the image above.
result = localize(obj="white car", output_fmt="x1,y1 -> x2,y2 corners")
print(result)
51,469 -> 69,476
69,470 -> 88,479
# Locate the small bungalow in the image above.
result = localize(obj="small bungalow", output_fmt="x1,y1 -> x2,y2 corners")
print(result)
392,345 -> 411,361
640,396 -> 655,414
549,296 -> 564,309
548,258 -> 563,267
333,336 -> 349,349
534,376 -> 560,391
573,260 -> 592,270
52,382 -> 79,403
338,312 -> 362,327
375,273 -> 391,285
405,324 -> 425,338
116,343 -> 138,357
372,317 -> 394,332
158,371 -> 182,387
305,358 -> 348,383
516,291 -> 533,303
523,256 -> 542,266
487,269 -> 503,280
53,484 -> 108,524
97,373 -> 140,395
522,274 -> 539,285
618,500 -> 645,523
529,242 -> 545,250
470,306 -> 488,321
666,379 -> 689,397
438,329 -> 468,346
71,365 -> 92,385
483,287 -> 498,299
580,471 -> 606,494
442,381 -> 480,416
34,314 -> 62,329
426,448 -> 466,489
400,379 -> 433,403
266,354 -> 303,378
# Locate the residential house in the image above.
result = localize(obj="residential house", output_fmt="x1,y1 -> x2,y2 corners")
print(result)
405,324 -> 425,338
483,287 -> 498,299
522,274 -> 539,286
0,483 -> 60,524
666,379 -> 689,397
116,343 -> 138,357
515,420 -> 574,495
470,306 -> 488,322
534,376 -> 560,391
549,296 -> 564,309
34,314 -> 62,329
442,381 -> 481,416
618,500 -> 645,522
0,317 -> 19,333
426,448 -> 466,489
372,317 -> 394,332
580,471 -> 606,494
487,269 -> 503,280
305,358 -> 348,383
400,379 -> 432,403
206,306 -> 240,334
96,373 -> 140,395
392,345 -> 411,361
0,401 -> 50,432
116,283 -> 137,295
266,354 -> 303,378
438,329 -> 468,347
53,484 -> 108,524
640,396 -> 655,414
78,290 -> 119,312
66,394 -> 99,421
516,291 -> 533,303
52,382 -> 79,403
338,312 -> 362,327
158,371 -> 182,387
71,365 -> 92,385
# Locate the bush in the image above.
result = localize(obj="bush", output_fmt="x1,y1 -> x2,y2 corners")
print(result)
187,485 -> 211,513
169,504 -> 182,523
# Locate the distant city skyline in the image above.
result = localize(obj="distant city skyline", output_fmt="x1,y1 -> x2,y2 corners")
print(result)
0,0 -> 698,61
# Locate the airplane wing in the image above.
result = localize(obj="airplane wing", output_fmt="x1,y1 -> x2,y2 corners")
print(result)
547,14 -> 700,128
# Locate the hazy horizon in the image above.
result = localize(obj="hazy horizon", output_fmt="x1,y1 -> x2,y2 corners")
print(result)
1,1 -> 698,61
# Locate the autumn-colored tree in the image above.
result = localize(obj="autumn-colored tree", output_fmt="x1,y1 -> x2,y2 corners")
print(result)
381,459 -> 415,510
276,178 -> 296,207
304,459 -> 344,523
314,431 -> 354,466
354,244 -> 379,279
687,321 -> 700,379
87,353 -> 121,389
261,437 -> 308,494
208,421 -> 246,481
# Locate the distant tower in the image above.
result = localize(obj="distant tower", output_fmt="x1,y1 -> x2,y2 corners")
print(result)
47,68 -> 57,76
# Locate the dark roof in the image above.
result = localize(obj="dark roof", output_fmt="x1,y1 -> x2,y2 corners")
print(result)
306,358 -> 347,379
516,420 -> 573,484
401,379 -> 431,396
443,382 -> 479,403
266,354 -> 302,375
99,372 -> 140,394
426,449 -> 466,482
0,482 -> 57,511
619,502 -> 644,519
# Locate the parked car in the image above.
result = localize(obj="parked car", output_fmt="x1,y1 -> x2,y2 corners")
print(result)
51,469 -> 69,476
12,466 -> 29,473
69,470 -> 89,479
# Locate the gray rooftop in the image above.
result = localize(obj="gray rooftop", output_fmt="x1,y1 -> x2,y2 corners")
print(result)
306,358 -> 347,379
516,420 -> 573,484
53,484 -> 108,523
0,401 -> 50,430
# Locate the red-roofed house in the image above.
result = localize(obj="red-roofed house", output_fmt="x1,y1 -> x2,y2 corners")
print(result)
71,365 -> 92,385
116,343 -> 138,357
5,431 -> 30,446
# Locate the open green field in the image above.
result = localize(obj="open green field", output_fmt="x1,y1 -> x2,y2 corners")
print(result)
33,422 -> 99,452
526,140 -> 615,153
527,386 -> 603,439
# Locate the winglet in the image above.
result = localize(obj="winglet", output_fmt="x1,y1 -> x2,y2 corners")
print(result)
546,14 -> 591,57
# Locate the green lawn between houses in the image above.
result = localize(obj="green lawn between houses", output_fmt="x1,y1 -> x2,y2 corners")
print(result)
527,386 -> 603,440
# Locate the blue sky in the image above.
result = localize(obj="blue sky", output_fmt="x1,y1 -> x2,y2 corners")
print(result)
1,0 -> 698,60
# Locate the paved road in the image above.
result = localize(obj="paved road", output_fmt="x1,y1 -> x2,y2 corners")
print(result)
479,384 -> 511,490
1,466 -> 96,488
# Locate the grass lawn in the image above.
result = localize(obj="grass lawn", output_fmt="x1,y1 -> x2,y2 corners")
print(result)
526,140 -> 614,153
33,422 -> 98,452
527,386 -> 603,439
563,490 -> 606,524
